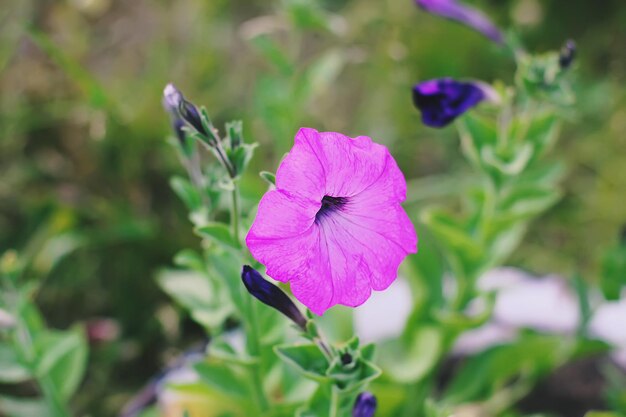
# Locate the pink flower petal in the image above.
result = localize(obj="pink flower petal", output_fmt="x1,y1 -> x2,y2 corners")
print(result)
246,190 -> 319,282
275,128 -> 327,201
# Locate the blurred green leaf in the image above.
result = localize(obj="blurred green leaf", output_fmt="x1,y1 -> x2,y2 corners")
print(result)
170,176 -> 203,212
380,325 -> 442,383
444,334 -> 570,404
405,228 -> 445,315
196,222 -> 241,250
275,343 -> 330,383
34,327 -> 87,400
249,35 -> 294,76
194,359 -> 251,399
286,0 -> 332,32
0,395 -> 51,417
481,142 -> 534,176
173,249 -> 206,273
157,269 -> 232,329
207,249 -> 247,315
600,243 -> 626,300
421,207 -> 484,276
26,28 -> 113,112
0,344 -> 31,383
458,113 -> 498,169
296,49 -> 346,103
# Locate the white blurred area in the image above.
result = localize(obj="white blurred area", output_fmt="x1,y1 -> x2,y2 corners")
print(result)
354,268 -> 626,370
354,277 -> 414,344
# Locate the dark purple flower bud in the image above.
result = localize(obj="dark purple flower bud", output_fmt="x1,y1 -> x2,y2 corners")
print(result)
170,118 -> 186,144
620,225 -> 626,246
412,78 -> 494,128
415,0 -> 504,44
163,83 -> 208,136
559,39 -> 576,69
242,265 -> 307,330
353,392 -> 377,417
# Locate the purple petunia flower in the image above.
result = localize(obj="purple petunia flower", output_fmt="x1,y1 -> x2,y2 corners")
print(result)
246,128 -> 417,315
412,78 -> 493,128
415,0 -> 504,44
353,392 -> 377,417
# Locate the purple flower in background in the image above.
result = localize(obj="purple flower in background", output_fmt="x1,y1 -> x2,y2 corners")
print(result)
415,0 -> 504,44
559,39 -> 577,69
246,128 -> 417,315
241,265 -> 308,330
353,392 -> 377,417
412,78 -> 493,128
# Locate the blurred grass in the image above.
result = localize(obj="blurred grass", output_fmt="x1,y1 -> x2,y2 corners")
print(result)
1,0 -> 625,415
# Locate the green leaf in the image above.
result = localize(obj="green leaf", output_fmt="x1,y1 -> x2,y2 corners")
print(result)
226,143 -> 258,178
380,326 -> 443,383
421,209 -> 481,259
226,120 -> 243,149
275,343 -> 330,383
34,327 -> 88,400
157,269 -> 232,329
444,334 -> 569,404
497,185 -> 561,221
0,395 -> 51,417
259,171 -> 276,186
481,142 -> 534,176
601,244 -> 626,300
458,113 -> 498,168
522,112 -> 560,159
297,49 -> 345,102
27,28 -> 112,111
421,208 -> 484,277
170,176 -> 202,211
194,359 -> 251,399
173,249 -> 206,273
249,35 -> 293,76
195,222 -> 241,250
207,250 -> 247,315
286,0 -> 332,32
405,226 -> 445,315
0,344 -> 31,383
297,385 -> 333,417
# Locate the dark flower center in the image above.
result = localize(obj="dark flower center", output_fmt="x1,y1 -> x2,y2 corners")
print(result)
315,195 -> 348,223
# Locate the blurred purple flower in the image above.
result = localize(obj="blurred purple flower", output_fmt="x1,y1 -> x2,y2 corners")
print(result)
415,0 -> 504,44
353,392 -> 377,417
559,39 -> 576,69
412,78 -> 493,128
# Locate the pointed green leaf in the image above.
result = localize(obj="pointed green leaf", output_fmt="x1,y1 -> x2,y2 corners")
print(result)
195,222 -> 241,250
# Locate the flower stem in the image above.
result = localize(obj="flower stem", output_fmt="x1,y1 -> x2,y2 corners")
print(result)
244,295 -> 270,412
231,187 -> 240,245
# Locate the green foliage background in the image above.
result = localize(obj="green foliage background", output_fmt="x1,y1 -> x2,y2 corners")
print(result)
1,0 -> 625,415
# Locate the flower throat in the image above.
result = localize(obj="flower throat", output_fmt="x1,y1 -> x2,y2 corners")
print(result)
315,195 -> 348,223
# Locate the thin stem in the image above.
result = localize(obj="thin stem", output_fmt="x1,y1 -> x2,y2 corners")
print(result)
244,295 -> 270,412
231,187 -> 241,245
315,337 -> 334,363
